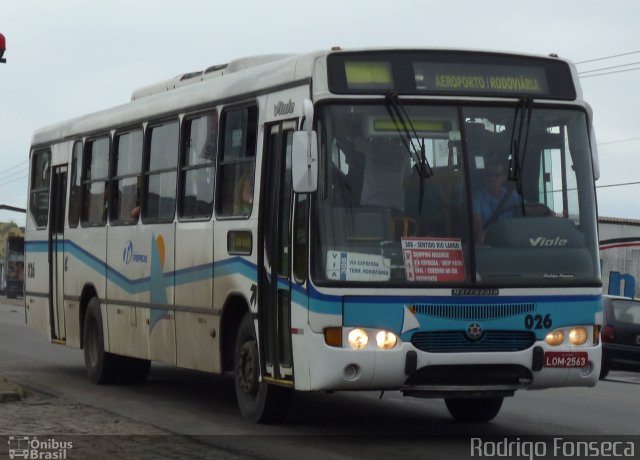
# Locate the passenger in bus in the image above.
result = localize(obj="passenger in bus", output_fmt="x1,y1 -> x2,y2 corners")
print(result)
472,158 -> 521,242
234,173 -> 254,215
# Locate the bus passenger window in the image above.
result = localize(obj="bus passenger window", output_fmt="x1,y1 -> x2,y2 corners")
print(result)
112,129 -> 143,224
68,141 -> 83,227
216,106 -> 257,217
81,136 -> 110,226
143,121 -> 178,222
29,149 -> 51,228
179,111 -> 217,218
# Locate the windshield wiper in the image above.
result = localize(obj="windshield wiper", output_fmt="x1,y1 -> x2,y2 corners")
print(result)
385,93 -> 433,213
509,96 -> 533,199
385,92 -> 433,179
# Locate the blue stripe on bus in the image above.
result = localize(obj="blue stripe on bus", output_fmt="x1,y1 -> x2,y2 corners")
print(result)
26,239 -> 253,293
25,239 -> 600,320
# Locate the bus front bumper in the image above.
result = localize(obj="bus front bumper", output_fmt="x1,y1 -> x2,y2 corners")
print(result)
306,331 -> 601,395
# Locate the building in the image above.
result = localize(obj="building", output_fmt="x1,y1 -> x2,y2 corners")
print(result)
0,222 -> 25,292
599,216 -> 640,298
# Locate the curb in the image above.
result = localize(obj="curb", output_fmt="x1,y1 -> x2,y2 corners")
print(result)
0,378 -> 25,402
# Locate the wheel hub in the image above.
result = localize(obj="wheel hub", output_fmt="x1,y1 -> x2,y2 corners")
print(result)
237,340 -> 259,396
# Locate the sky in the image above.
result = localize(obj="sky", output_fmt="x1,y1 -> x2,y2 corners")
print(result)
1,0 -> 639,227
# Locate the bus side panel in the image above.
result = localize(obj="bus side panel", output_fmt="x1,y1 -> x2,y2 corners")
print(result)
174,221 -> 218,372
290,299 -> 311,390
212,219 -> 256,311
63,299 -> 82,348
25,228 -> 51,339
105,225 -> 151,359
144,222 -> 176,365
65,227 -> 107,344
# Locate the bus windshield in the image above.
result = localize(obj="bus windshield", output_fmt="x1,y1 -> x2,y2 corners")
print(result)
313,103 -> 599,287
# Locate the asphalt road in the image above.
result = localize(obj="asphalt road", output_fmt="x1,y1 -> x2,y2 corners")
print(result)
1,298 -> 639,459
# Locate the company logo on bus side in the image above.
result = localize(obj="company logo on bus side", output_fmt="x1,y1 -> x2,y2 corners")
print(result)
274,99 -> 295,117
123,241 -> 148,265
529,237 -> 568,247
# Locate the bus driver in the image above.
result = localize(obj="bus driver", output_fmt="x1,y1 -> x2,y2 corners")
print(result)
472,157 -> 521,242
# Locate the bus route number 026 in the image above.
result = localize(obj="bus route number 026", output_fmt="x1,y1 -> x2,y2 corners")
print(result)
524,314 -> 552,330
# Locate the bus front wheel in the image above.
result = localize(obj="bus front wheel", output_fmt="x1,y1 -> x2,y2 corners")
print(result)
444,397 -> 503,422
83,297 -> 119,384
234,313 -> 291,423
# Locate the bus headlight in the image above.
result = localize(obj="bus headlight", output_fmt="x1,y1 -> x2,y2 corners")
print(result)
348,328 -> 369,350
376,331 -> 397,349
569,327 -> 588,345
545,329 -> 564,346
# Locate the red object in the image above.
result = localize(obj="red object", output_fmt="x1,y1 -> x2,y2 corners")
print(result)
601,324 -> 616,343
544,351 -> 589,368
0,33 -> 6,63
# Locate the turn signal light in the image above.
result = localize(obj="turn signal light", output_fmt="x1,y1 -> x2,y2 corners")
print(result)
324,327 -> 342,347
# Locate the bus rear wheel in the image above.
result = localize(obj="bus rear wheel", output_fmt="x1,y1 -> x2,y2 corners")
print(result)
444,397 -> 503,422
234,313 -> 291,423
83,297 -> 120,384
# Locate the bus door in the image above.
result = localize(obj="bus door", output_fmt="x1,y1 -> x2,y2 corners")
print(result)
260,121 -> 296,383
49,165 -> 67,341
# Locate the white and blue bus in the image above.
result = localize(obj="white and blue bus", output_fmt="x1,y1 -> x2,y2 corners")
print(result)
25,48 -> 602,423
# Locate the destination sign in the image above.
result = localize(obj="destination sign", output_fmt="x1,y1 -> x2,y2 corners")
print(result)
414,62 -> 548,96
328,51 -> 576,100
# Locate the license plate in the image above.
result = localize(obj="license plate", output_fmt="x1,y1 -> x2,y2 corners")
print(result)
544,351 -> 588,368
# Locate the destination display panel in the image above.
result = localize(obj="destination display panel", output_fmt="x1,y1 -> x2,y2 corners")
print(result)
328,51 -> 576,100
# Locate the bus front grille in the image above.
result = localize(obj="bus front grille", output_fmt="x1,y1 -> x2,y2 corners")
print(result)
412,303 -> 535,320
411,330 -> 535,353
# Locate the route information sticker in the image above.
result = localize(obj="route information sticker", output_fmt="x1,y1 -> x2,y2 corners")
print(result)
402,237 -> 465,282
326,251 -> 391,281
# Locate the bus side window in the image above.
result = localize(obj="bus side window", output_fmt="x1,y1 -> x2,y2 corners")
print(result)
29,149 -> 51,228
81,136 -> 110,227
112,129 -> 143,224
216,105 -> 257,218
68,140 -> 83,227
179,111 -> 217,219
143,120 -> 179,222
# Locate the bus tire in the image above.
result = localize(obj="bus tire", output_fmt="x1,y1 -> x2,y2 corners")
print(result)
234,313 -> 291,423
83,297 -> 119,384
444,397 -> 503,422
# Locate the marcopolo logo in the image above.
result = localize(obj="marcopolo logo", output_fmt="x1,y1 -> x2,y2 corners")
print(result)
122,241 -> 148,265
8,436 -> 73,459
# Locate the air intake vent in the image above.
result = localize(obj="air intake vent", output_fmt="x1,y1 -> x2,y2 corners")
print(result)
412,303 -> 535,320
411,330 -> 535,353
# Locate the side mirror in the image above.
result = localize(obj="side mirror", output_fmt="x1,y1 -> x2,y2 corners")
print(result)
292,130 -> 318,194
